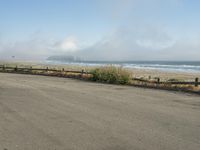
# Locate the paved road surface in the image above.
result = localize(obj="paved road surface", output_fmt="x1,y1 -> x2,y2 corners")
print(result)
0,73 -> 199,150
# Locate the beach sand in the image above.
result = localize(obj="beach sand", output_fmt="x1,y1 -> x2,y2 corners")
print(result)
1,60 -> 200,81
129,68 -> 200,80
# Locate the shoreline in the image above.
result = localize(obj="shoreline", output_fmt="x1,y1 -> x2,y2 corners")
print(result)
0,62 -> 200,94
1,60 -> 200,80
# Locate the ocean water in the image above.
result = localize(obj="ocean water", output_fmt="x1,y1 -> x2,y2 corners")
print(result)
45,61 -> 200,73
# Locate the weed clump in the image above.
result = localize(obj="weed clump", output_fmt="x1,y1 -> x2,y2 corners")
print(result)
90,66 -> 131,84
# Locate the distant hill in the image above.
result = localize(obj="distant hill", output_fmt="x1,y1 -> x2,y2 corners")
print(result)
47,55 -> 82,62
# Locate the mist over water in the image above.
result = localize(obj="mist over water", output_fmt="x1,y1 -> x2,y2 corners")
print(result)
45,60 -> 200,73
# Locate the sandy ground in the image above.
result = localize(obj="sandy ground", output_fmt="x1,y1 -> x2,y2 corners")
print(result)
0,73 -> 200,150
1,60 -> 200,80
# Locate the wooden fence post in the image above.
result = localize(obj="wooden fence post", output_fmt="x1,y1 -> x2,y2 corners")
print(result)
30,66 -> 32,73
62,68 -> 64,71
81,69 -> 84,78
2,65 -> 5,71
149,76 -> 151,80
157,78 -> 160,84
14,65 -> 18,71
195,78 -> 199,87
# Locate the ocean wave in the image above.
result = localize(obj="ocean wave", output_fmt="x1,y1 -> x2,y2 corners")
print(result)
44,60 -> 200,73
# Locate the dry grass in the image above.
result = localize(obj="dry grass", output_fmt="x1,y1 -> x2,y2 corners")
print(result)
0,62 -> 199,93
90,66 -> 132,84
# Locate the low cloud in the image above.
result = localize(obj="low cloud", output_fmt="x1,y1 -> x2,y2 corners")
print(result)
0,38 -> 50,60
0,35 -> 81,60
51,36 -> 79,52
72,25 -> 200,61
1,0 -> 198,61
75,26 -> 177,61
0,25 -> 200,61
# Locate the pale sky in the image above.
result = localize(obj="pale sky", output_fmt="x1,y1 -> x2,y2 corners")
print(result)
0,0 -> 200,61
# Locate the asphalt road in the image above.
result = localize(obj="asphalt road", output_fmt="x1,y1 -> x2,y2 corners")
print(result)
0,73 -> 199,150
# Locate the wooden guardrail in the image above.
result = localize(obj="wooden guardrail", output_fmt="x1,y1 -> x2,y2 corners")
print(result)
0,65 -> 199,87
0,65 -> 90,74
133,77 -> 199,87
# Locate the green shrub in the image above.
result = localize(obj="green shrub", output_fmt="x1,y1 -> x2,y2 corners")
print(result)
90,66 -> 131,84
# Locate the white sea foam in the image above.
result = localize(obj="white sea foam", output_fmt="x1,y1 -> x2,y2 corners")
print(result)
44,60 -> 200,73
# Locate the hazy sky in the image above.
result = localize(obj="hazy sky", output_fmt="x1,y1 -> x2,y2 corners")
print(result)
0,0 -> 200,61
